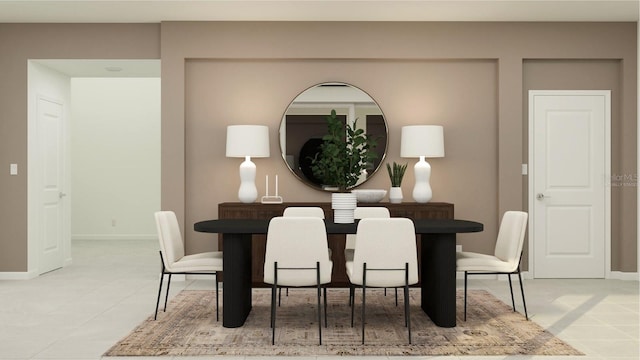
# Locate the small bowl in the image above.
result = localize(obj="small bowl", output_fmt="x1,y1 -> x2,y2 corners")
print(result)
351,189 -> 387,203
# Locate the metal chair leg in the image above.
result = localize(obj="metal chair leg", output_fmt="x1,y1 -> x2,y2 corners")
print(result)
163,273 -> 172,312
271,263 -> 277,345
316,262 -> 322,345
361,263 -> 367,344
317,285 -> 322,345
154,272 -> 164,320
215,273 -> 219,321
350,284 -> 355,327
348,286 -> 354,307
405,263 -> 411,344
361,285 -> 366,345
517,270 -> 529,320
405,284 -> 411,344
384,288 -> 399,306
507,273 -> 516,312
271,285 -> 277,344
323,287 -> 328,328
395,288 -> 398,306
463,271 -> 468,321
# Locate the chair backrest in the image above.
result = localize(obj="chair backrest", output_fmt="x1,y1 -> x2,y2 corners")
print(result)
493,211 -> 529,269
264,216 -> 333,286
346,207 -> 391,249
154,211 -> 185,269
351,218 -> 418,287
282,206 -> 325,219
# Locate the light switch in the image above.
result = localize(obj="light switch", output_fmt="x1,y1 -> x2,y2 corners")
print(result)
521,164 -> 528,175
10,163 -> 17,175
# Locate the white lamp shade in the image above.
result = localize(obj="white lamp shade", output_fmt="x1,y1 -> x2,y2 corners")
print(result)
226,125 -> 270,158
400,125 -> 445,158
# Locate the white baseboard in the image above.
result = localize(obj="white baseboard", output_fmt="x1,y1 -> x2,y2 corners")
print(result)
72,234 -> 156,241
456,271 -> 639,281
609,271 -> 639,280
0,270 -> 39,280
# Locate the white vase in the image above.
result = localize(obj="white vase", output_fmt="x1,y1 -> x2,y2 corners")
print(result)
331,192 -> 357,223
389,186 -> 403,204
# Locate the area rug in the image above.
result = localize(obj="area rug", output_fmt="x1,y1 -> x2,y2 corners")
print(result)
105,288 -> 582,356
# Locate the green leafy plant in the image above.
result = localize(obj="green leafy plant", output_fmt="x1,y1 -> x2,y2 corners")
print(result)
310,109 -> 378,192
386,161 -> 408,187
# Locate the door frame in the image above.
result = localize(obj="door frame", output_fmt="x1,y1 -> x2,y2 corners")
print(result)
527,90 -> 611,279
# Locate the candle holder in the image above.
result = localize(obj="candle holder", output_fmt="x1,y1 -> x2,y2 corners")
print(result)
261,174 -> 283,204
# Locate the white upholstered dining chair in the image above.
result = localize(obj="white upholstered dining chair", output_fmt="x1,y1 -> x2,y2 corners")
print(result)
456,211 -> 529,320
344,206 -> 391,261
345,217 -> 418,344
344,207 -> 393,304
283,206 -> 326,218
280,206 -> 328,301
264,216 -> 333,345
154,211 -> 223,321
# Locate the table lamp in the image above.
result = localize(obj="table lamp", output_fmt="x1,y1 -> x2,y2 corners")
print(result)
226,125 -> 270,203
401,125 -> 444,203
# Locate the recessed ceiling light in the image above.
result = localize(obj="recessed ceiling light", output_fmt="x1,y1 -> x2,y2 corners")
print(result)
105,66 -> 123,72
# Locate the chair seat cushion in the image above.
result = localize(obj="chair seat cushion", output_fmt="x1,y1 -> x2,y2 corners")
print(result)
169,251 -> 223,273
456,251 -> 517,273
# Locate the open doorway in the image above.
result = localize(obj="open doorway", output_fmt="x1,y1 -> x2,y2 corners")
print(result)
28,59 -> 160,276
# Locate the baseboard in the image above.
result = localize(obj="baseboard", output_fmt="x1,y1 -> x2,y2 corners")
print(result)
0,270 -> 39,280
72,234 -> 157,241
457,270 -> 639,281
609,271 -> 639,280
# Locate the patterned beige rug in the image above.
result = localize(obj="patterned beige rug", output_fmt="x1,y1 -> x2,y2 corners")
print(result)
105,288 -> 582,356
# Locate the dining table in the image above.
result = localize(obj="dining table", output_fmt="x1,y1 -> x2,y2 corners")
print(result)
194,218 -> 483,328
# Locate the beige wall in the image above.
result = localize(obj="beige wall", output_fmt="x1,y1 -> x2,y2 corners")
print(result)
523,60 -> 637,271
161,22 -> 637,271
184,58 -> 499,252
0,24 -> 160,272
0,21 -> 636,273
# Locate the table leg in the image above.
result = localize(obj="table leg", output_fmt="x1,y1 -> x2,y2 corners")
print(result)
222,233 -> 253,328
420,232 -> 457,327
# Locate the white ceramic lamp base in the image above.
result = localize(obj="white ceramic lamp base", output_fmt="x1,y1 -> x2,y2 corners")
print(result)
412,156 -> 433,203
238,156 -> 258,203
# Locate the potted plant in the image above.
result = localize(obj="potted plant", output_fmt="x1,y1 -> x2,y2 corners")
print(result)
311,109 -> 378,222
386,161 -> 407,203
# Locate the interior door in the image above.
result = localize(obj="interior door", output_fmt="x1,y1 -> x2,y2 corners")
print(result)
37,96 -> 65,274
529,90 -> 610,278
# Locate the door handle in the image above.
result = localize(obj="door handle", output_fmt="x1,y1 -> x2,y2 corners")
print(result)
536,193 -> 550,200
59,192 -> 67,199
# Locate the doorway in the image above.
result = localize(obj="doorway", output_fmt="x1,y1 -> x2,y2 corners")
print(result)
528,90 -> 611,278
28,59 -> 161,276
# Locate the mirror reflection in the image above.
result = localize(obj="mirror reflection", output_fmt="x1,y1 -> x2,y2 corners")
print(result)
279,82 -> 388,191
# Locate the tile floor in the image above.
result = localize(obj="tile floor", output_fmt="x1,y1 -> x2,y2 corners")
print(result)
0,239 -> 638,360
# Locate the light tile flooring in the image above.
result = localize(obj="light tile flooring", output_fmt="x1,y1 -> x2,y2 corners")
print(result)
0,239 -> 638,360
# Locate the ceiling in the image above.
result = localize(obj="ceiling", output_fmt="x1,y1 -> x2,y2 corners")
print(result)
1,0 -> 638,23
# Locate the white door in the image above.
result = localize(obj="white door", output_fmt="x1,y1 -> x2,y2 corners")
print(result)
37,96 -> 65,274
529,90 -> 610,279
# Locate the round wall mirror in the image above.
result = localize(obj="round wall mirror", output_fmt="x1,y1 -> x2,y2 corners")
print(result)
279,82 -> 388,191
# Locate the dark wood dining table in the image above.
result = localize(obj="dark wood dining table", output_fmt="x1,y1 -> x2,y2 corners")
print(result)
194,218 -> 483,328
